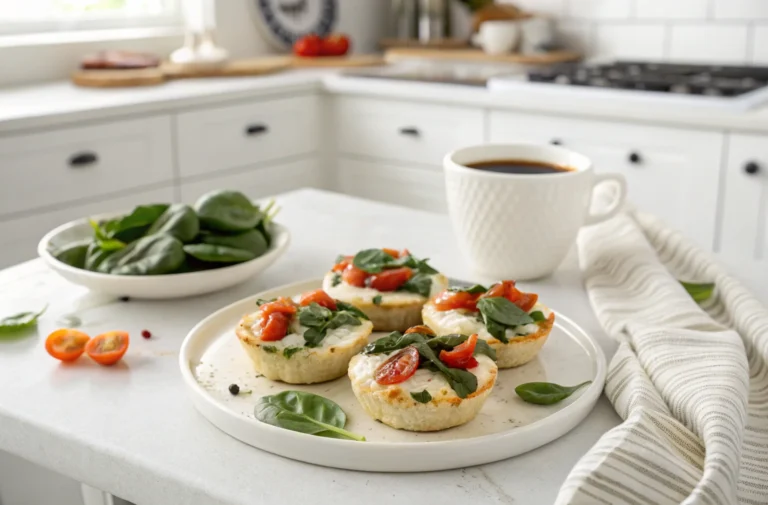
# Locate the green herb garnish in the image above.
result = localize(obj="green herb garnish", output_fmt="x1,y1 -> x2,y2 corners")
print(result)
515,381 -> 592,405
476,297 -> 536,344
410,390 -> 432,403
297,302 -> 364,347
283,347 -> 301,359
449,284 -> 487,294
262,345 -> 277,353
331,273 -> 342,287
0,305 -> 47,335
372,295 -> 382,305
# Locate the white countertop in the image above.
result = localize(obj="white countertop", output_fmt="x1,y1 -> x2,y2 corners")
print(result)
5,66 -> 768,134
0,189 -> 621,505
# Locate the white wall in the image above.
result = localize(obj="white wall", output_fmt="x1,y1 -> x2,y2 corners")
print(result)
503,0 -> 768,64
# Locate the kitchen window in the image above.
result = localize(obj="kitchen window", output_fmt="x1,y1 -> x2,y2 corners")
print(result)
0,0 -> 181,36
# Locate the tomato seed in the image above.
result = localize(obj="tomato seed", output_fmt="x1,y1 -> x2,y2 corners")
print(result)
141,330 -> 151,339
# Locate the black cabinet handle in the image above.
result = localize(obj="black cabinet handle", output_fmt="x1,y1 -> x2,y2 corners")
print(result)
745,161 -> 761,175
245,124 -> 268,136
628,151 -> 642,164
550,138 -> 562,146
69,152 -> 98,167
399,127 -> 420,136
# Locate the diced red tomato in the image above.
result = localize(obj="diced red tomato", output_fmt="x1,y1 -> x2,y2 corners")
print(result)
374,346 -> 420,385
368,267 -> 412,292
261,312 -> 290,341
382,248 -> 400,258
439,334 -> 479,369
516,292 -> 538,312
259,297 -> 297,322
299,289 -> 337,310
433,289 -> 481,311
85,331 -> 129,366
404,325 -> 435,336
342,265 -> 368,287
45,329 -> 90,362
481,280 -> 541,311
332,255 -> 352,272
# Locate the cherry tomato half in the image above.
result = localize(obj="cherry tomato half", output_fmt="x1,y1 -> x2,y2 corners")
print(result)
299,289 -> 337,311
85,331 -> 129,366
368,267 -> 412,292
375,346 -> 420,385
293,34 -> 322,57
332,255 -> 352,272
259,297 -> 297,322
261,312 -> 290,342
433,289 -> 481,311
45,329 -> 90,362
342,265 -> 368,287
404,325 -> 435,336
439,334 -> 479,369
516,292 -> 539,312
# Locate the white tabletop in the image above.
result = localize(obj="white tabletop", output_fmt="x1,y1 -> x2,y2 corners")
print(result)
0,189 -> 621,505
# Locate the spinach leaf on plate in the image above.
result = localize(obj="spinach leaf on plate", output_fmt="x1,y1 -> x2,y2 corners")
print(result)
194,190 -> 264,233
334,301 -> 369,320
448,284 -> 487,294
183,244 -> 256,263
146,204 -> 200,243
476,297 -> 536,344
352,248 -> 395,274
200,229 -> 268,257
98,235 -> 185,275
298,303 -> 363,347
102,204 -> 169,242
0,305 -> 47,335
53,240 -> 90,269
515,381 -> 592,405
399,272 -> 433,298
363,332 -> 428,354
254,391 -> 365,441
84,242 -> 115,271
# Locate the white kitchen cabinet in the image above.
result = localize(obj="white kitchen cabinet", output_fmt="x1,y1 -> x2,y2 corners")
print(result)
0,186 -> 175,269
489,111 -> 724,249
718,133 -> 768,301
175,95 -> 320,178
179,158 -> 322,203
337,157 -> 446,213
0,116 -> 173,218
334,96 -> 484,167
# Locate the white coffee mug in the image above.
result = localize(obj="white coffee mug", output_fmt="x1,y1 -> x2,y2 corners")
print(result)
444,144 -> 627,280
472,20 -> 520,55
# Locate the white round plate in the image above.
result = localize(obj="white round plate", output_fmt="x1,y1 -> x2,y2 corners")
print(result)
38,213 -> 290,300
179,279 -> 606,471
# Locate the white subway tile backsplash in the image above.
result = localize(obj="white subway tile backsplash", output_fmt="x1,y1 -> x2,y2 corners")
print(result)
635,0 -> 708,20
751,25 -> 768,64
567,0 -> 632,20
714,0 -> 768,20
594,24 -> 666,59
669,25 -> 749,63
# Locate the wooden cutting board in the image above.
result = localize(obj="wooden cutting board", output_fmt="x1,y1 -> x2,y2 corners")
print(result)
289,54 -> 385,68
385,48 -> 582,65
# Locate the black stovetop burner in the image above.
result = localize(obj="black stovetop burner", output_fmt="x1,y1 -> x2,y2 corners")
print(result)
527,61 -> 768,97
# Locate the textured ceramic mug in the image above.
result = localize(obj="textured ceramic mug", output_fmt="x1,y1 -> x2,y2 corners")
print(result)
444,143 -> 627,280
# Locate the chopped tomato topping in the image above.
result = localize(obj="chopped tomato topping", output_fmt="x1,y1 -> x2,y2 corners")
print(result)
516,292 -> 539,312
85,331 -> 129,366
259,297 -> 297,322
400,248 -> 410,258
481,281 -> 538,311
374,346 -> 420,385
298,289 -> 337,310
45,329 -> 90,362
433,289 -> 481,311
342,265 -> 368,287
439,334 -> 478,369
382,248 -> 400,258
368,267 -> 412,292
332,255 -> 353,272
261,312 -> 290,341
404,325 -> 435,336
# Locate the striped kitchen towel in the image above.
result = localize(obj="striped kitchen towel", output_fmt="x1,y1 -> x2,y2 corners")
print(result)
555,209 -> 768,505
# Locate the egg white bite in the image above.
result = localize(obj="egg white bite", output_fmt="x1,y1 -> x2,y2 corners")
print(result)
422,302 -> 555,369
236,309 -> 373,384
322,271 -> 448,332
348,351 -> 497,432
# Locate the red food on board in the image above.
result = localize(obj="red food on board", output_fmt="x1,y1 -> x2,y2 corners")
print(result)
320,33 -> 350,56
293,34 -> 323,57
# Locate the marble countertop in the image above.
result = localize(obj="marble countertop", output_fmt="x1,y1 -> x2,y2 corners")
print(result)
4,66 -> 768,134
0,189 -> 621,505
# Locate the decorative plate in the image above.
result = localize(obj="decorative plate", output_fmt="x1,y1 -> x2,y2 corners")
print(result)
253,0 -> 337,48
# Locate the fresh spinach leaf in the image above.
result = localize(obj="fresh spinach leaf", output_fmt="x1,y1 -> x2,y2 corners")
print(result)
331,273 -> 342,287
98,235 -> 185,275
298,303 -> 333,327
426,334 -> 497,361
352,248 -> 395,273
103,204 -> 169,242
146,204 -> 200,243
480,313 -> 509,344
262,345 -> 277,353
0,305 -> 47,335
449,284 -> 487,294
200,229 -> 268,257
680,281 -> 715,303
334,301 -> 369,320
283,347 -> 301,359
326,312 -> 362,330
412,342 -> 477,399
372,295 -> 382,305
254,391 -> 365,441
53,240 -> 90,268
364,332 -> 428,354
529,311 -> 546,322
84,242 -> 115,271
515,381 -> 592,405
256,199 -> 279,247
477,297 -> 535,327
400,272 -> 433,298
410,390 -> 432,403
195,190 -> 263,233
183,244 -> 256,263
298,302 -> 365,348
303,327 -> 327,348
90,220 -> 126,251
256,298 -> 276,306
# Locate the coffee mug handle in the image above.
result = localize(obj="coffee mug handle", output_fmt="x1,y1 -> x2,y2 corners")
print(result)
584,173 -> 627,226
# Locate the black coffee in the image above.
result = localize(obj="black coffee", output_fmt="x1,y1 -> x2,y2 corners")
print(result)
467,159 -> 573,175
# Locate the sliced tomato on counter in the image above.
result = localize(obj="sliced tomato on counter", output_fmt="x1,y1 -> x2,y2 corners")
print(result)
45,329 -> 91,362
368,267 -> 412,292
404,325 -> 435,336
439,334 -> 479,369
433,289 -> 481,311
342,265 -> 368,287
298,289 -> 337,310
85,331 -> 129,366
261,312 -> 290,341
375,346 -> 420,385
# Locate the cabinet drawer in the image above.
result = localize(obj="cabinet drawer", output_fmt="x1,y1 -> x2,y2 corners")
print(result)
490,111 -> 723,249
0,116 -> 173,218
176,95 -> 320,178
337,157 -> 446,213
335,97 -> 484,166
0,186 -> 175,269
180,158 -> 322,203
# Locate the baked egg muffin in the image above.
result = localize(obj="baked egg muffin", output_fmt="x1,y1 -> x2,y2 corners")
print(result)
236,289 -> 373,384
322,248 -> 448,332
422,281 -> 554,369
348,326 -> 498,431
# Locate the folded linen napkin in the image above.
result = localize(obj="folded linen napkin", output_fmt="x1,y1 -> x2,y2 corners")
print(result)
556,209 -> 768,505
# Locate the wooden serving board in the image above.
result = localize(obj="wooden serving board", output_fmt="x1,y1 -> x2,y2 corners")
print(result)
385,47 -> 582,65
289,54 -> 385,68
161,58 -> 290,79
71,67 -> 166,88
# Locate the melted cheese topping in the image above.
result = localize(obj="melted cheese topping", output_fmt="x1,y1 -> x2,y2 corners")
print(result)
424,302 -> 552,341
349,352 -> 496,399
322,271 -> 447,304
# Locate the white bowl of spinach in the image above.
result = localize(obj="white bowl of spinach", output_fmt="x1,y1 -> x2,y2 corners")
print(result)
38,190 -> 290,299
